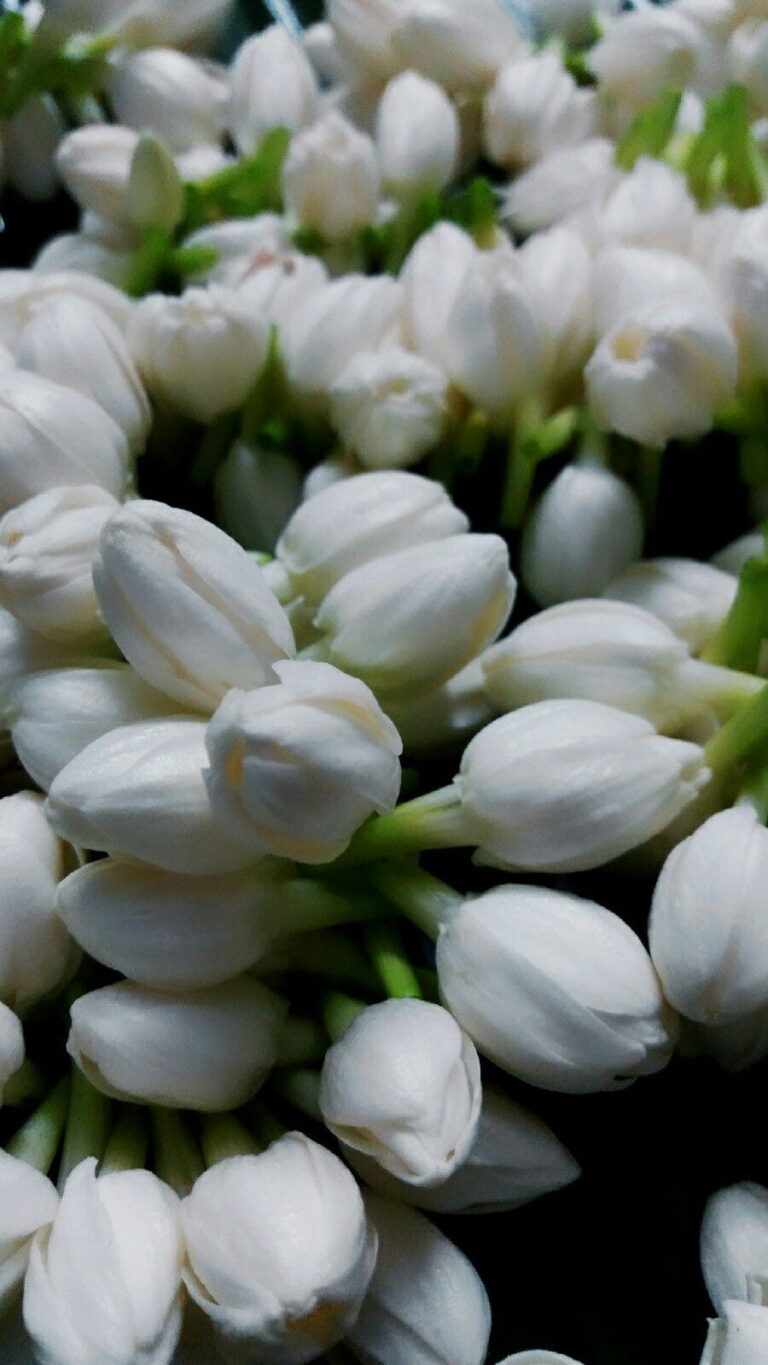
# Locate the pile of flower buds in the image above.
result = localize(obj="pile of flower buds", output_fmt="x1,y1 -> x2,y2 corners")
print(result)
3,0 -> 768,1361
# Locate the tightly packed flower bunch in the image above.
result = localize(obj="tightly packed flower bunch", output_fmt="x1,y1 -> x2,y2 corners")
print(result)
5,0 -> 768,1361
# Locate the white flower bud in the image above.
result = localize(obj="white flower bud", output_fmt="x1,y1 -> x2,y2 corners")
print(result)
9,663 -> 178,791
586,301 -> 738,448
0,1151 -> 58,1312
3,94 -> 65,203
392,0 -> 528,91
593,246 -> 721,335
182,1133 -> 376,1361
503,138 -> 620,235
0,486 -> 118,644
282,111 -> 380,242
214,440 -> 303,554
347,1196 -> 491,1365
515,226 -> 595,402
277,469 -> 468,605
0,269 -> 133,349
94,500 -> 295,712
56,857 -> 301,989
326,0 -> 406,81
701,1182 -> 768,1314
0,1002 -> 24,1101
0,609 -> 74,719
603,557 -> 737,654
376,70 -> 459,195
444,248 -> 545,425
40,0 -> 234,48
400,221 -> 479,371
320,999 -> 481,1186
282,273 -> 403,403
69,977 -> 286,1110
521,463 -> 644,607
483,51 -> 595,170
496,1355 -> 585,1365
593,160 -> 698,255
0,370 -> 129,515
329,347 -> 449,469
128,287 -> 269,424
589,7 -> 705,105
106,47 -> 227,152
45,718 -> 257,875
0,792 -> 76,1014
24,1158 -> 183,1365
459,699 -> 709,873
436,884 -> 676,1091
712,530 -> 764,575
315,534 -> 515,697
181,212 -> 290,282
205,660 -> 402,862
721,237 -> 768,385
700,1300 -> 768,1365
15,296 -> 150,453
229,26 -> 319,156
345,1086 -> 580,1214
125,133 -> 184,234
55,124 -> 139,221
730,21 -> 768,114
650,806 -> 768,1025
482,599 -> 694,728
528,0 -> 620,42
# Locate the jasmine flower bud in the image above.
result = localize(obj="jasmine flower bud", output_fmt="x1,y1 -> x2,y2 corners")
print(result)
229,26 -> 319,156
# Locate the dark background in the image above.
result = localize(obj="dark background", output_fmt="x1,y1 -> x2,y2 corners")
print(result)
1,2 -> 758,1361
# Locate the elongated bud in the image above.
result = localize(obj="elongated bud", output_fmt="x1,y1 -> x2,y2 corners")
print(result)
0,269 -> 133,350
483,51 -> 595,170
482,599 -> 694,729
0,486 -> 118,644
521,463 -> 644,607
593,247 -> 719,336
315,534 -> 515,698
282,111 -> 380,243
392,0 -> 528,92
229,26 -> 319,155
700,1300 -> 768,1365
0,1151 -> 58,1309
126,133 -> 184,233
9,664 -> 179,793
45,719 -> 258,876
701,1182 -> 768,1314
503,137 -> 621,236
401,221 -> 479,372
0,370 -> 130,515
24,1158 -> 183,1365
205,661 -> 402,863
376,71 -> 460,196
128,288 -> 269,424
589,6 -> 705,105
436,884 -> 675,1093
320,999 -> 482,1186
347,1196 -> 491,1365
94,500 -> 295,712
345,1086 -> 580,1215
182,1133 -> 376,1361
650,807 -> 768,1025
56,857 -> 300,990
0,1002 -> 24,1102
3,94 -> 65,203
277,470 -> 468,606
0,609 -> 75,719
68,977 -> 287,1111
56,124 -> 139,222
106,47 -> 227,152
0,793 -> 77,1015
329,347 -> 450,469
603,557 -> 737,654
281,275 -> 402,402
712,530 -> 764,575
15,297 -> 150,454
459,699 -> 709,873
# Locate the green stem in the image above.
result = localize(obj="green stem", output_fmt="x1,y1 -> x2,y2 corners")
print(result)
121,226 -> 172,300
4,1059 -> 48,1108
282,880 -> 386,934
189,411 -> 240,488
100,1106 -> 149,1175
198,1113 -> 262,1167
6,1077 -> 70,1174
363,922 -> 422,1000
702,551 -> 768,672
738,769 -> 768,823
247,1106 -> 286,1148
275,1017 -> 327,1067
367,863 -> 461,939
272,1068 -> 323,1122
321,992 -> 367,1041
150,1108 -> 204,1195
337,786 -> 467,867
704,681 -> 768,777
58,1070 -> 112,1188
260,930 -> 380,993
